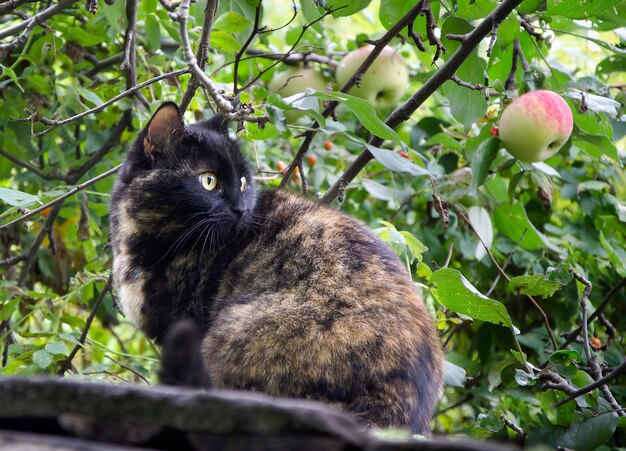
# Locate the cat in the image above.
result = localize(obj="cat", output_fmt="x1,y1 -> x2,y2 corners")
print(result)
109,102 -> 444,433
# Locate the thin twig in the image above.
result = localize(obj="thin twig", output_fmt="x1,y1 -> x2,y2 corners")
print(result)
0,254 -> 27,267
0,147 -> 60,180
514,37 -> 530,72
451,75 -> 485,91
233,4 -> 264,95
58,277 -> 113,375
560,276 -> 626,349
120,0 -> 150,109
486,20 -> 501,57
0,165 -> 121,232
504,38 -> 520,91
67,110 -> 131,181
0,0 -> 80,40
319,0 -> 525,204
179,0 -> 219,114
175,0 -> 266,123
0,0 -> 36,15
279,0 -> 427,189
555,358 -> 626,407
17,202 -> 63,287
104,355 -> 151,384
423,0 -> 446,63
486,229 -> 526,297
501,415 -> 525,445
243,48 -> 338,68
570,270 -> 625,417
237,7 -> 339,93
13,69 -> 188,136
539,370 -> 578,394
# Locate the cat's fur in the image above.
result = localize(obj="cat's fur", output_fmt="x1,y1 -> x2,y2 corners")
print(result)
109,103 -> 444,433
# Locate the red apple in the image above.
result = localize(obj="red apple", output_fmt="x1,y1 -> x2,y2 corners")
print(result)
498,90 -> 573,162
335,45 -> 409,109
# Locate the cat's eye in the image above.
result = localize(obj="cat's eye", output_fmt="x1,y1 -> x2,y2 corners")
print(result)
240,177 -> 247,192
199,172 -> 218,191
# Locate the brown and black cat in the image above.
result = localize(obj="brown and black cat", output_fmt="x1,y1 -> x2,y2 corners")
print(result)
109,103 -> 444,433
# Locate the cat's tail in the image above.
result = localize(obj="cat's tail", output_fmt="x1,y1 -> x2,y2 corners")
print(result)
159,319 -> 211,389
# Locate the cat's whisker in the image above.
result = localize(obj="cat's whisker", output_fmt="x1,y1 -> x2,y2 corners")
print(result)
150,219 -> 211,269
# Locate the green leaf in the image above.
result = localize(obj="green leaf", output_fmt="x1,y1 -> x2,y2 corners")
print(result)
366,145 -> 432,177
508,275 -> 563,298
74,85 -> 105,108
443,80 -> 487,132
0,187 -> 41,208
493,201 -> 560,252
573,134 -> 619,161
456,0 -> 499,20
488,358 -> 517,391
312,91 -> 403,145
549,350 -> 581,378
299,0 -> 324,33
32,349 -> 53,369
536,410 -> 619,450
326,0 -> 372,17
210,31 -> 242,54
379,0 -> 417,29
443,360 -> 466,387
0,299 -> 19,321
430,268 -> 513,328
45,341 -> 70,356
144,14 -> 161,52
469,138 -> 500,195
213,11 -> 253,33
546,0 -> 624,19
476,413 -> 505,432
399,231 -> 428,264
496,16 -> 519,48
468,206 -> 493,260
1,65 -> 23,92
64,27 -> 104,47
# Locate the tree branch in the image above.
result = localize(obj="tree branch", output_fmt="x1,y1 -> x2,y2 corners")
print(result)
319,0 -> 525,204
0,147 -> 61,180
279,0 -> 427,189
243,48 -> 338,68
0,165 -> 121,232
0,0 -> 36,15
0,0 -> 80,40
120,0 -> 150,109
13,68 -> 188,136
58,277 -> 113,375
555,358 -> 626,407
175,0 -> 266,123
560,276 -> 626,350
17,202 -> 63,287
178,0 -> 219,114
233,4 -> 264,96
570,270 -> 625,417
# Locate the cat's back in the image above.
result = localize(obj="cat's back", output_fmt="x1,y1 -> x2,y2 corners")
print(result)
206,189 -> 444,432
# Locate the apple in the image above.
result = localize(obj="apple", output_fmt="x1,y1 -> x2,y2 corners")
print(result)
335,45 -> 409,109
267,66 -> 330,120
498,90 -> 573,162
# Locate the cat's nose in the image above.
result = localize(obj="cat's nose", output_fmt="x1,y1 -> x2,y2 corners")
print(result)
231,206 -> 245,219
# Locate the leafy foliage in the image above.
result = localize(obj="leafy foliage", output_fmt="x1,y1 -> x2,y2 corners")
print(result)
1,0 -> 625,448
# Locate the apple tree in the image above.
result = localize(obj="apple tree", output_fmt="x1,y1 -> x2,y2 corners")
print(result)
0,0 -> 625,448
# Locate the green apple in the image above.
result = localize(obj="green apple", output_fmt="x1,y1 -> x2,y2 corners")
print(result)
498,90 -> 573,163
267,66 -> 330,120
335,45 -> 409,109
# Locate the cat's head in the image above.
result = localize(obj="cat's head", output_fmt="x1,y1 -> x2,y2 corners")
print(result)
113,102 -> 256,250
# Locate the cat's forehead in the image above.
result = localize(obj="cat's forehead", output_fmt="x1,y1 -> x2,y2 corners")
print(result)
180,127 -> 245,173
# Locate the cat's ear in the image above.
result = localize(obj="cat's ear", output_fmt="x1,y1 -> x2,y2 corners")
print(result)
203,113 -> 230,135
143,102 -> 185,165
